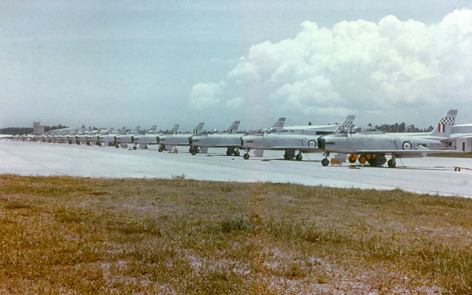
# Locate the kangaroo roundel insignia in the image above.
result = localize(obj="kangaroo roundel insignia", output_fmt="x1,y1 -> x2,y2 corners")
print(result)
308,140 -> 316,147
402,141 -> 412,150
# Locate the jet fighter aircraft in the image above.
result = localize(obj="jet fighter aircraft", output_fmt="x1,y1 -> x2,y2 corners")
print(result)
241,115 -> 355,160
158,123 -> 204,153
114,126 -> 141,148
317,109 -> 459,167
189,121 -> 242,156
132,125 -> 159,149
97,128 -> 120,147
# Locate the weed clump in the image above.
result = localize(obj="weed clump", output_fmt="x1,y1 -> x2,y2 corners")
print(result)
171,174 -> 186,180
220,215 -> 255,234
3,199 -> 31,210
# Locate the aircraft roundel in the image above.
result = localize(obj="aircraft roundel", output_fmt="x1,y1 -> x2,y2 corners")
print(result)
402,141 -> 412,150
308,140 -> 317,147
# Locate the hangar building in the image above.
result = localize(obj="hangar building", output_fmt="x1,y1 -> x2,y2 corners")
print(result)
452,124 -> 472,152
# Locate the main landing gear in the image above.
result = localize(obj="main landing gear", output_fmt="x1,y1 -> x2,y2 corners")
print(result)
226,147 -> 240,156
190,146 -> 200,155
283,150 -> 303,161
387,155 -> 396,168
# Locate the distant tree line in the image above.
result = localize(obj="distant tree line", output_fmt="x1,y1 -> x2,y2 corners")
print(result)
374,122 -> 434,133
0,124 -> 68,135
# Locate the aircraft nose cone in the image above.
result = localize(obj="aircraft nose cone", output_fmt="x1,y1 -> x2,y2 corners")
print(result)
317,137 -> 326,150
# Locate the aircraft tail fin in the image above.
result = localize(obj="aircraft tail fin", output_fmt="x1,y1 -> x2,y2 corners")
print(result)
429,109 -> 457,138
228,121 -> 240,134
149,125 -> 157,134
171,124 -> 180,134
341,115 -> 356,134
193,122 -> 205,134
134,126 -> 141,134
118,127 -> 126,134
267,117 -> 286,133
272,117 -> 286,128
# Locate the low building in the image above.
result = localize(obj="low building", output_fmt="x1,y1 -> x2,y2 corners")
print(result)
33,122 -> 45,136
452,124 -> 472,152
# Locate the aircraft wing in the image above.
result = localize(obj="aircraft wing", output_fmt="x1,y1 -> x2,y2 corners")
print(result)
356,149 -> 462,154
448,133 -> 472,140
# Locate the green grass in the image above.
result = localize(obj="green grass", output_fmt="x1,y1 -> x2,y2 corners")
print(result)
1,175 -> 472,294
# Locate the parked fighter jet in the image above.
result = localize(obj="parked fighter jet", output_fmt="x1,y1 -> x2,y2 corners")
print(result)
97,128 -> 120,147
270,118 -> 353,135
317,109 -> 459,167
241,115 -> 355,160
133,125 -> 159,149
189,121 -> 242,156
84,129 -> 103,146
114,126 -> 141,148
158,123 -> 204,153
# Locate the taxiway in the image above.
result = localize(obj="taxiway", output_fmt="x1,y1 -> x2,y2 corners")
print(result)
1,141 -> 471,197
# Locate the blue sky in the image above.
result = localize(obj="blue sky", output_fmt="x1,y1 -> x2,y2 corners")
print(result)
1,0 -> 471,131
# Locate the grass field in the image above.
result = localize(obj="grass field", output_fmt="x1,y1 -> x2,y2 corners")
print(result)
1,175 -> 472,294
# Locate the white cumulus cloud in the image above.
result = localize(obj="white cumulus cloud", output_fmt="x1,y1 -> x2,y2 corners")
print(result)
189,82 -> 225,109
190,9 -> 472,126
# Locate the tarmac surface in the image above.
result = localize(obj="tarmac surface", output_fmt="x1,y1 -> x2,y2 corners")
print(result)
1,140 -> 471,198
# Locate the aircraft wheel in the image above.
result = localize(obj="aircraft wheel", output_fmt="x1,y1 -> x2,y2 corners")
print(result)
226,150 -> 232,156
234,150 -> 240,156
133,146 -> 137,150
115,145 -> 120,149
388,159 -> 396,168
191,149 -> 197,156
296,154 -> 302,161
367,159 -> 378,167
158,148 -> 163,152
243,153 -> 250,160
321,158 -> 329,166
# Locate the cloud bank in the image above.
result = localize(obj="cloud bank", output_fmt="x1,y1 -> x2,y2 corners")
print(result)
189,9 -> 472,127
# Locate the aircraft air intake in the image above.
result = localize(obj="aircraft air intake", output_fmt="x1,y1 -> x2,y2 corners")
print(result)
317,137 -> 326,150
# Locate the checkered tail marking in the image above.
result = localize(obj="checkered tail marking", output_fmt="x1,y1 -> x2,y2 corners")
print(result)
437,117 -> 455,133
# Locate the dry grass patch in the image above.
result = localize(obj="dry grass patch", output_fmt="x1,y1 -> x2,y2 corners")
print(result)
1,175 -> 472,294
